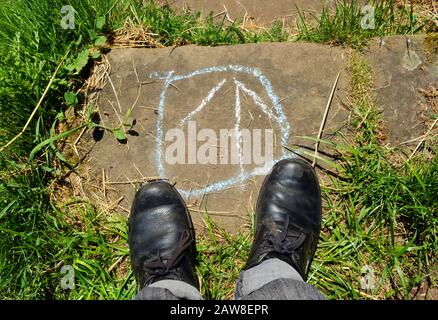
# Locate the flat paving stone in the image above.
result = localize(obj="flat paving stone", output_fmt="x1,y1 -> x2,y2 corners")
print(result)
80,35 -> 437,233
366,35 -> 438,146
87,42 -> 349,233
168,0 -> 335,27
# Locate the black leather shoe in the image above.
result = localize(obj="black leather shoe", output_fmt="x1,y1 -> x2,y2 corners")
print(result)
244,158 -> 322,280
128,181 -> 198,290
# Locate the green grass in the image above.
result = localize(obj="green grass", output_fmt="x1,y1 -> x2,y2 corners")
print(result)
0,0 -> 436,299
196,214 -> 252,300
296,0 -> 431,48
307,52 -> 437,299
124,3 -> 289,46
0,190 -> 135,299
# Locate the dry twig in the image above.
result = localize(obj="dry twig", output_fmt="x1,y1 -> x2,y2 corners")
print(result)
408,117 -> 438,160
312,70 -> 341,167
0,51 -> 69,152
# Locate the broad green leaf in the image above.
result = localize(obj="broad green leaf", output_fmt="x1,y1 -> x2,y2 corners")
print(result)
75,49 -> 90,72
88,29 -> 97,41
96,16 -> 106,30
94,36 -> 107,47
91,50 -> 101,59
56,111 -> 65,122
65,49 -> 89,73
64,92 -> 78,106
113,128 -> 126,141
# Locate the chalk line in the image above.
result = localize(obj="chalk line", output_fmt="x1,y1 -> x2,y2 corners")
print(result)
233,78 -> 244,180
179,78 -> 227,127
235,80 -> 278,122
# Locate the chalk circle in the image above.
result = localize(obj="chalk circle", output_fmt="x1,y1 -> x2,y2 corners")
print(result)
152,65 -> 292,198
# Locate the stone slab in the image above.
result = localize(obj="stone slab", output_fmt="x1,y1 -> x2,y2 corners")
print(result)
88,42 -> 349,233
168,0 -> 335,27
367,35 -> 438,146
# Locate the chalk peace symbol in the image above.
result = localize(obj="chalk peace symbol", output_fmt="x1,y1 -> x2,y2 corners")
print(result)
151,65 -> 291,198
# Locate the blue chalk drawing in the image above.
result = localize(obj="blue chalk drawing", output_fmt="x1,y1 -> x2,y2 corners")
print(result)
151,65 -> 293,198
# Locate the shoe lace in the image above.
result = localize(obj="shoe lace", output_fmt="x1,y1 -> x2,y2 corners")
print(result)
261,216 -> 306,256
141,229 -> 193,284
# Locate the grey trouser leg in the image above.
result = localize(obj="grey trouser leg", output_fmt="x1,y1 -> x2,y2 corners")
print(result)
133,280 -> 203,300
133,259 -> 325,300
234,258 -> 326,300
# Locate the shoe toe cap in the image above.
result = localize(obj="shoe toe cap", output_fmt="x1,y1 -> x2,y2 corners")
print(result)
129,181 -> 193,255
257,158 -> 322,232
272,158 -> 318,186
131,181 -> 184,214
